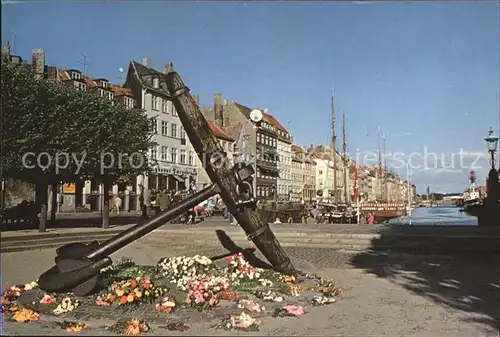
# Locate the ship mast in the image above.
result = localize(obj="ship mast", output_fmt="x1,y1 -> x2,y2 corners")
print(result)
331,87 -> 338,203
383,134 -> 388,201
378,127 -> 383,201
342,112 -> 348,203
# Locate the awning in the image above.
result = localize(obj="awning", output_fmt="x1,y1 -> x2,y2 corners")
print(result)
170,175 -> 185,183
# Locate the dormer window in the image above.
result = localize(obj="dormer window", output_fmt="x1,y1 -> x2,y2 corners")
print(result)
153,78 -> 159,89
96,79 -> 109,89
71,71 -> 81,80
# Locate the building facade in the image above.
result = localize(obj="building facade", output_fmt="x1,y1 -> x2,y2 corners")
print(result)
291,145 -> 316,202
291,152 -> 303,202
202,95 -> 281,200
270,116 -> 292,200
124,59 -> 198,209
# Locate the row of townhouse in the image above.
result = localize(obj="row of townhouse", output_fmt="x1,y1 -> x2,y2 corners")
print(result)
3,46 -> 236,211
4,43 -> 415,210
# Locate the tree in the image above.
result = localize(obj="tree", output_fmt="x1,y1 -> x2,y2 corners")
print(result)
1,55 -> 156,228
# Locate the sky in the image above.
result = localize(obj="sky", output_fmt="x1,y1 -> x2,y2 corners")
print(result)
2,1 -> 499,194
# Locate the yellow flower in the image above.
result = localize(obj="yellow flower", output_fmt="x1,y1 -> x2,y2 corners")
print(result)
134,290 -> 142,298
164,301 -> 175,307
144,290 -> 150,296
127,295 -> 135,303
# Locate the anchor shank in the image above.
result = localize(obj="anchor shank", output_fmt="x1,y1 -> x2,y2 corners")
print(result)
165,70 -> 297,276
86,184 -> 220,260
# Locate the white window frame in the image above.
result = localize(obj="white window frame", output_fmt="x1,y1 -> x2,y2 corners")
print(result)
152,96 -> 159,110
161,121 -> 168,136
160,146 -> 168,161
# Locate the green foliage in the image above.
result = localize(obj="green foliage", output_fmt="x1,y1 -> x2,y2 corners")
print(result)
1,56 -> 155,184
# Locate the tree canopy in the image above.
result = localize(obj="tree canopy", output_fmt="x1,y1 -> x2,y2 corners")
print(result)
1,55 -> 156,185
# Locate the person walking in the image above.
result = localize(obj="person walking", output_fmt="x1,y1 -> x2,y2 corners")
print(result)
158,189 -> 171,212
367,212 -> 375,225
114,196 -> 122,215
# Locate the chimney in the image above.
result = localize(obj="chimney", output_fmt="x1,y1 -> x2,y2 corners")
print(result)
264,108 -> 268,114
164,61 -> 174,74
193,94 -> 199,105
31,48 -> 45,79
142,57 -> 151,68
223,99 -> 228,105
214,93 -> 223,128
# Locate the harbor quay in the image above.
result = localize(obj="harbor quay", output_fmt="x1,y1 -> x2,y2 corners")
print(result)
2,228 -> 499,336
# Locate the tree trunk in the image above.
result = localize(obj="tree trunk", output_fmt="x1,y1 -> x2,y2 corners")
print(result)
102,179 -> 110,229
35,180 -> 49,232
50,181 -> 58,221
39,203 -> 47,232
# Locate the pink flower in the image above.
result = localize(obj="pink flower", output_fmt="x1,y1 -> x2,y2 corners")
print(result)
194,292 -> 205,304
285,305 -> 305,316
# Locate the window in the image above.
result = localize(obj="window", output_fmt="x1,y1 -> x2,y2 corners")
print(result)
167,101 -> 173,114
152,96 -> 159,110
76,82 -> 86,91
153,78 -> 159,89
150,146 -> 157,160
171,123 -> 177,138
170,148 -> 177,163
188,151 -> 194,165
126,97 -> 134,108
180,150 -> 186,164
101,81 -> 108,89
161,121 -> 168,136
257,133 -> 261,143
99,89 -> 105,97
108,91 -> 114,100
180,127 -> 186,140
71,71 -> 81,80
151,119 -> 158,134
160,146 -> 168,161
172,105 -> 178,117
162,100 -> 168,114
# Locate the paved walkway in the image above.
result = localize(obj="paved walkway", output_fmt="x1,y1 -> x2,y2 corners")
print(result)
2,236 -> 499,336
3,219 -> 500,239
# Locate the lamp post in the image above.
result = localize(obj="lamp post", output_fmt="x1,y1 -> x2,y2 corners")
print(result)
485,127 -> 499,169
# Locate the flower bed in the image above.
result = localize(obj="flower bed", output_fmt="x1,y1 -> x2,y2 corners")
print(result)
4,254 -> 342,334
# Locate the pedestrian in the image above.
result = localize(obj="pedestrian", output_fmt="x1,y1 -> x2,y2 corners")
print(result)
158,189 -> 171,212
368,212 -> 375,225
114,196 -> 122,215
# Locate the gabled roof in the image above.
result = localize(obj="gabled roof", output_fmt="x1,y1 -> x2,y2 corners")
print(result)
208,121 -> 234,142
264,112 -> 289,133
58,69 -> 134,97
129,60 -> 171,97
233,102 -> 274,126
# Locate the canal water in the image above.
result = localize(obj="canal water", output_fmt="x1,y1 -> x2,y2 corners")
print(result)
389,204 -> 478,226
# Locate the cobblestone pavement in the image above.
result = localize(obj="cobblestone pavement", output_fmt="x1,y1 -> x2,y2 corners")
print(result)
2,236 -> 499,336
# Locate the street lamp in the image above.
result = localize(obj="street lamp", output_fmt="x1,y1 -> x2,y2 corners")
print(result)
485,127 -> 499,169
